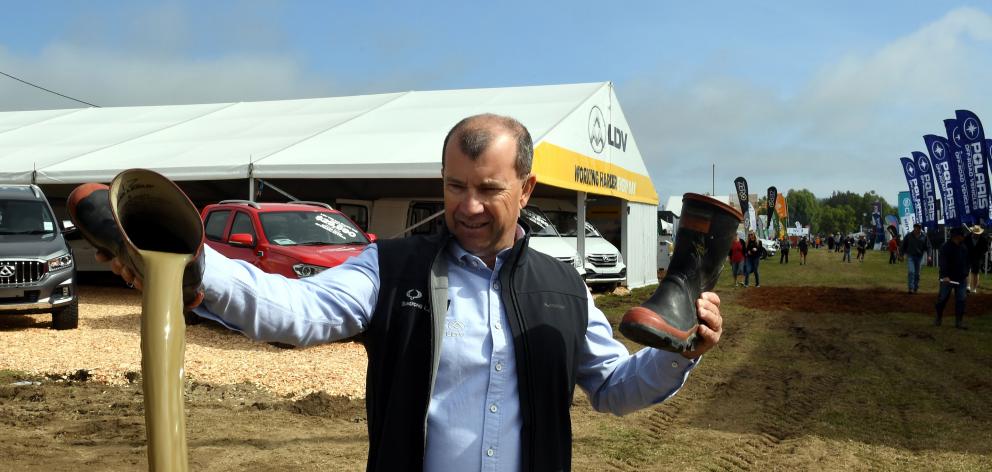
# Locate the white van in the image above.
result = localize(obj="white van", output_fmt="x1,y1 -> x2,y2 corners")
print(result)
358,198 -> 584,275
529,199 -> 627,287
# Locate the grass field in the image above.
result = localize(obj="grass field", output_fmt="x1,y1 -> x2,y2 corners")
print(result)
572,246 -> 992,471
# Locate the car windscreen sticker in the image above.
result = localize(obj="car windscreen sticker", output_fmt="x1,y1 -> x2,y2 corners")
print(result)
273,238 -> 296,245
315,214 -> 358,240
523,211 -> 552,230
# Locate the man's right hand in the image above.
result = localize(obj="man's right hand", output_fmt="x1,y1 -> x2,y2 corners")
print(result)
68,178 -> 205,309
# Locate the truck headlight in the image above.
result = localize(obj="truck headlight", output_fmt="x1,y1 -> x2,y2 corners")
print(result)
293,263 -> 328,278
48,253 -> 74,272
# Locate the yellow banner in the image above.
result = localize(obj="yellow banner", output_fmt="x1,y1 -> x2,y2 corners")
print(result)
532,142 -> 659,205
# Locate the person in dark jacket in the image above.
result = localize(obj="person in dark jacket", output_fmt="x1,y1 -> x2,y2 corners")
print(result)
935,226 -> 970,329
966,225 -> 989,293
89,114 -> 724,472
779,236 -> 791,264
744,231 -> 762,287
797,236 -> 809,265
901,223 -> 929,293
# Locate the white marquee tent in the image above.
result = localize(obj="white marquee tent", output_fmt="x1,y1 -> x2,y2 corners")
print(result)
0,82 -> 662,287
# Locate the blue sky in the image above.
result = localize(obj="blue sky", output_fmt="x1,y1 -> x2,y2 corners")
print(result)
2,1 -> 990,208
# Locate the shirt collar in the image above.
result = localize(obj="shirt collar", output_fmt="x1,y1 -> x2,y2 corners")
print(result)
447,224 -> 525,268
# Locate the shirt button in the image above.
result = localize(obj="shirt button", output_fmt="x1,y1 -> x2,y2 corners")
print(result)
494,322 -> 502,330
495,362 -> 503,372
493,281 -> 500,290
490,404 -> 498,413
486,448 -> 495,457
671,361 -> 679,368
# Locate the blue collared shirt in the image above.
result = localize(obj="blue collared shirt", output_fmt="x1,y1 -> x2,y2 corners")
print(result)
195,239 -> 698,472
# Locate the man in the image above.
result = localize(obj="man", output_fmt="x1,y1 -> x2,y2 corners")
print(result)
901,223 -> 928,294
779,236 -> 790,264
842,235 -> 852,263
856,235 -> 867,262
97,114 -> 723,471
744,231 -> 762,287
935,226 -> 970,329
797,236 -> 809,265
966,225 -> 988,293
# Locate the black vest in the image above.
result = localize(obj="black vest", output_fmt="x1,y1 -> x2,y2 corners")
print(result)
363,228 -> 590,471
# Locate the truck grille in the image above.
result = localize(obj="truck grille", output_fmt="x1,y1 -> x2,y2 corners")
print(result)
0,260 -> 47,286
555,256 -> 576,266
588,254 -> 618,267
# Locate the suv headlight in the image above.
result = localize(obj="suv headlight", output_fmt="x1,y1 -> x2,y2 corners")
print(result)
293,263 -> 328,278
48,253 -> 74,272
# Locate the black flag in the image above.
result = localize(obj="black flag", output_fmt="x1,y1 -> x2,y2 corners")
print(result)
734,176 -> 749,230
766,186 -> 777,230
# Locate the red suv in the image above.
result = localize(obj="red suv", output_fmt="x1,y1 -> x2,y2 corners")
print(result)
201,200 -> 375,279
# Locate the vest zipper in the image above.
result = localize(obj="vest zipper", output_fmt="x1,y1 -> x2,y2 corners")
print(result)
507,246 -> 538,471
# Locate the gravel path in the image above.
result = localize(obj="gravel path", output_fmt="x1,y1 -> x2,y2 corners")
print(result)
0,285 -> 368,399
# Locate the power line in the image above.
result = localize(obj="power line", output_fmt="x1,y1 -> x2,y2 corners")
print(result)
0,70 -> 100,108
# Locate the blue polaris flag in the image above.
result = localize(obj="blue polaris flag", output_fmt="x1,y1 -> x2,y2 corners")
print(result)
912,151 -> 938,230
924,134 -> 963,227
900,157 -> 924,226
955,110 -> 990,224
944,119 -> 974,224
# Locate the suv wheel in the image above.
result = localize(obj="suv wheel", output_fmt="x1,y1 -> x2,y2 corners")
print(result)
52,300 -> 79,330
183,310 -> 202,326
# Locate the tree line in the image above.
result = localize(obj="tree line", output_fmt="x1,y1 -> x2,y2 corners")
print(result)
757,189 -> 898,236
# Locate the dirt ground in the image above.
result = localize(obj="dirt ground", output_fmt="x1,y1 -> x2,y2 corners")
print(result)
0,279 -> 989,470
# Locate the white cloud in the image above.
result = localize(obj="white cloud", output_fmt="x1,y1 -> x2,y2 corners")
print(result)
624,6 -> 992,208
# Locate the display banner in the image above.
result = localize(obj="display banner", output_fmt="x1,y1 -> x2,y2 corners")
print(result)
733,176 -> 750,230
912,151 -> 938,230
900,157 -> 924,225
944,119 -> 978,224
955,110 -> 990,224
775,193 -> 788,220
897,190 -> 915,235
943,119 -> 974,225
766,186 -> 777,229
924,134 -> 963,227
872,201 -> 883,245
747,204 -> 758,236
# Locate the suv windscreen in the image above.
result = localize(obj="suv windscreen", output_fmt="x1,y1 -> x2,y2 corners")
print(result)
260,211 -> 369,246
0,200 -> 55,235
521,207 -> 560,237
543,210 -> 602,238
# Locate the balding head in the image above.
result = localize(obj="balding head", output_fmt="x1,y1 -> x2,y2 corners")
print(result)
442,113 -> 533,179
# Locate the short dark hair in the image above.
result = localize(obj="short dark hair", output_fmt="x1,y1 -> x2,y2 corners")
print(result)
441,113 -> 533,179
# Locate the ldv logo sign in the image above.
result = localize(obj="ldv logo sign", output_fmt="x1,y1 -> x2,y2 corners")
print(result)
0,265 -> 14,277
587,106 -> 628,153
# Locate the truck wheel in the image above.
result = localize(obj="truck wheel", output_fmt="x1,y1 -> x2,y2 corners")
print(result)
52,300 -> 79,330
184,310 -> 202,326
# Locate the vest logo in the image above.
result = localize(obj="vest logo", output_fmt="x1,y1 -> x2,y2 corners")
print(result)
542,302 -> 565,310
445,319 -> 464,337
588,106 -> 606,154
401,288 -> 428,312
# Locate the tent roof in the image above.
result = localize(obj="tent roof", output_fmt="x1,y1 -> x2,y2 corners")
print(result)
0,82 -> 658,203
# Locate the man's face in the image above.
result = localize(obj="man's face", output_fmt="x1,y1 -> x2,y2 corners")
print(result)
442,132 -> 536,263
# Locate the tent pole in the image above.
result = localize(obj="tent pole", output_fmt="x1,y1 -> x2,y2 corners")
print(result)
247,162 -> 255,202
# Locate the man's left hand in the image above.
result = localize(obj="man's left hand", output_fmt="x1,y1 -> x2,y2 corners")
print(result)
682,292 -> 722,359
